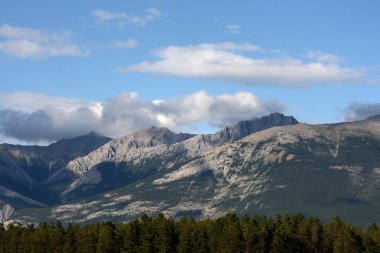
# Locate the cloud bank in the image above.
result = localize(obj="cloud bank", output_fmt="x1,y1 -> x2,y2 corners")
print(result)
122,42 -> 364,86
0,24 -> 88,59
0,91 -> 284,143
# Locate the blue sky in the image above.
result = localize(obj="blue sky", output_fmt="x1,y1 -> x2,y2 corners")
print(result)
1,0 -> 380,144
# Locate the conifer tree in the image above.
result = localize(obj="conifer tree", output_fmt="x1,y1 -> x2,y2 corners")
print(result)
153,213 -> 177,253
194,223 -> 210,253
122,219 -> 141,253
96,222 -> 117,253
177,216 -> 194,253
139,214 -> 155,253
63,223 -> 79,253
0,223 -> 5,253
76,224 -> 99,253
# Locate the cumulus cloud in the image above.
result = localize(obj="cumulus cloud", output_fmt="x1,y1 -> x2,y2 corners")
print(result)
226,25 -> 242,34
0,24 -> 88,59
112,39 -> 138,49
0,91 -> 284,143
345,102 -> 380,121
122,42 -> 364,86
92,7 -> 164,27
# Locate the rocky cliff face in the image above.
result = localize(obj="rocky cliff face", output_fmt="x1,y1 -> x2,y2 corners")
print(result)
208,112 -> 299,145
66,127 -> 194,176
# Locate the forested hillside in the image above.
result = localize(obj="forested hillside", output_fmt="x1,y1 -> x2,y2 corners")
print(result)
1,213 -> 380,253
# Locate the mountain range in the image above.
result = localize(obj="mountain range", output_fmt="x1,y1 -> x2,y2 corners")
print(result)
1,112 -> 380,227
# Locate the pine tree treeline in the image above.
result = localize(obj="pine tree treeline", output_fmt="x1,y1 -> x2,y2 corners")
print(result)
1,213 -> 380,253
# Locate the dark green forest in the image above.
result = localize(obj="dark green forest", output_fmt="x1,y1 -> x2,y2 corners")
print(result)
1,213 -> 380,253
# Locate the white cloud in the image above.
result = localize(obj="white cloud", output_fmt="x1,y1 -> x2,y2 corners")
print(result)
0,91 -> 284,143
112,39 -> 139,49
0,24 -> 88,59
122,42 -> 364,86
92,7 -> 164,27
0,24 -> 49,41
345,102 -> 380,121
226,24 -> 242,34
0,92 -> 86,113
305,50 -> 341,65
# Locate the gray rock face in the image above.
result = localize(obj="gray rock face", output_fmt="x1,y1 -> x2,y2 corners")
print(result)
118,127 -> 195,148
208,113 -> 299,145
66,127 -> 194,176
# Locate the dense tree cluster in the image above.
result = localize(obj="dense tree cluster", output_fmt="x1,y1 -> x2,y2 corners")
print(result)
1,213 -> 380,253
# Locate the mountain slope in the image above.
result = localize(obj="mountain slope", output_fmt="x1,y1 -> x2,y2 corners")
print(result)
60,113 -> 298,202
0,132 -> 111,207
4,113 -> 380,227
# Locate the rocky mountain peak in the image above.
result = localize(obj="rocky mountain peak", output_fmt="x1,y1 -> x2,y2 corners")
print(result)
52,131 -> 109,146
209,112 -> 299,145
45,132 -> 112,158
117,127 -> 195,149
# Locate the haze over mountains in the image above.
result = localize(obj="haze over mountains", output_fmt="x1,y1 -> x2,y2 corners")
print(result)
1,112 -> 380,227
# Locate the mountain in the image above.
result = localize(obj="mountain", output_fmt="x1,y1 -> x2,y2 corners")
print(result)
208,112 -> 299,145
0,132 -> 111,208
59,113 -> 298,202
58,127 -> 195,202
2,113 -> 380,227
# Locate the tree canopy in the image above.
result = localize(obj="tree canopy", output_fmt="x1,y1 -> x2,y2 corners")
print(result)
1,213 -> 379,253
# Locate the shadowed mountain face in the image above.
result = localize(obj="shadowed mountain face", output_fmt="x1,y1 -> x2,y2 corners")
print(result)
2,113 -> 380,228
209,112 -> 299,145
0,132 -> 111,207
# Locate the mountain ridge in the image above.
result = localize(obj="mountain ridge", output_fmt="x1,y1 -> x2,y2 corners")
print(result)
0,132 -> 112,206
2,113 -> 380,227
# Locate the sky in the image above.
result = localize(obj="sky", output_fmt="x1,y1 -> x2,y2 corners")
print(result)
1,0 -> 380,145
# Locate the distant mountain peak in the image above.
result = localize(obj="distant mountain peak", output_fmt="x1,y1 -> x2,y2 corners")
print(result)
209,112 -> 299,144
86,131 -> 103,137
117,126 -> 194,149
253,112 -> 298,123
46,132 -> 112,158
52,132 -> 101,146
366,114 -> 380,121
